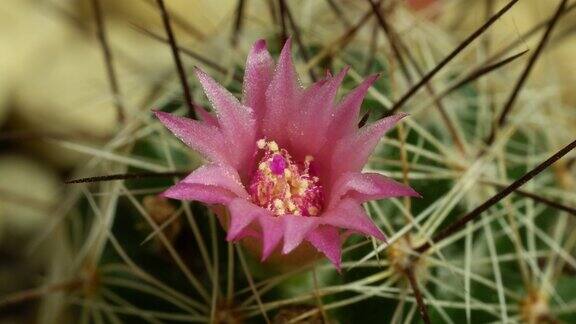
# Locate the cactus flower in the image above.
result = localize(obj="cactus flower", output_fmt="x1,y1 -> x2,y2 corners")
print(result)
155,39 -> 419,269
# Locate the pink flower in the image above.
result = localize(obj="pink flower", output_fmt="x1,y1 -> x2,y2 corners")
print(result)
155,39 -> 419,269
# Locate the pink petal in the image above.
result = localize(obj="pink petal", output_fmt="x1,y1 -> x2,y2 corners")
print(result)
195,68 -> 256,166
155,111 -> 230,163
181,164 -> 248,199
331,74 -> 379,140
299,66 -> 346,104
233,227 -> 259,240
161,183 -> 236,204
194,105 -> 219,127
290,67 -> 350,155
325,66 -> 349,98
328,172 -> 420,208
259,216 -> 284,260
262,38 -> 301,144
227,199 -> 267,241
243,39 -> 274,124
322,199 -> 386,241
282,215 -> 319,254
302,77 -> 329,96
307,226 -> 342,270
331,113 -> 407,174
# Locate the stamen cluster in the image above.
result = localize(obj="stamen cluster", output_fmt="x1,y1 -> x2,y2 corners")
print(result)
248,139 -> 323,217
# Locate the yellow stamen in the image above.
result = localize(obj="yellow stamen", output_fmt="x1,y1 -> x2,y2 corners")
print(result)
308,206 -> 319,216
287,201 -> 297,212
257,139 -> 267,149
267,141 -> 279,152
273,199 -> 284,209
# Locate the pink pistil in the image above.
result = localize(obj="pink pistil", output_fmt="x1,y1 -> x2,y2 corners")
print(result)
270,154 -> 286,175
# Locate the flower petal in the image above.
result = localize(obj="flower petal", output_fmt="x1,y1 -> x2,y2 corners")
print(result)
300,67 -> 348,112
331,113 -> 407,174
194,105 -> 219,127
243,39 -> 274,124
195,68 -> 256,166
161,183 -> 236,204
259,216 -> 284,260
322,199 -> 386,241
181,164 -> 248,199
263,38 -> 301,144
290,67 -> 349,155
155,111 -> 230,163
227,199 -> 267,241
331,74 -> 379,140
282,215 -> 319,254
328,172 -> 420,208
307,226 -> 342,270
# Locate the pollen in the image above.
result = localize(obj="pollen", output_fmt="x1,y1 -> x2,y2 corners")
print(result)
267,140 -> 279,152
248,140 -> 324,217
273,199 -> 286,215
256,138 -> 267,149
308,206 -> 319,216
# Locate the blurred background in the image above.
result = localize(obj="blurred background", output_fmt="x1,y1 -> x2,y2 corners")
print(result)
0,0 -> 575,323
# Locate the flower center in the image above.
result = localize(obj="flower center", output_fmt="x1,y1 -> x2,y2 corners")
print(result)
248,139 -> 324,217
